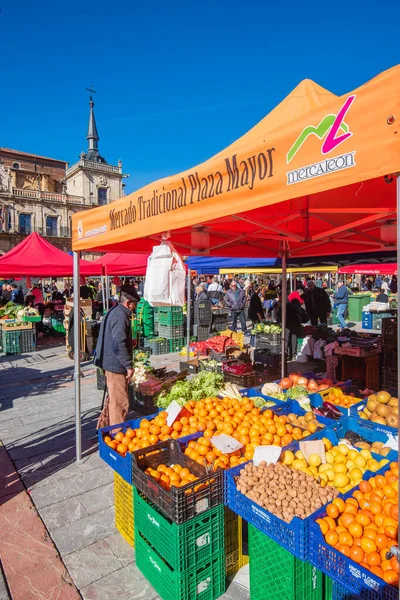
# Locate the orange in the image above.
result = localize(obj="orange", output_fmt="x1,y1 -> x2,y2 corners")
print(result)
173,422 -> 182,432
359,480 -> 372,494
324,517 -> 337,531
173,464 -> 183,474
375,475 -> 386,489
150,425 -> 161,436
104,435 -> 112,444
317,519 -> 329,536
390,556 -> 399,573
108,440 -> 118,450
344,503 -> 358,516
341,513 -> 356,528
149,434 -> 159,445
128,442 -> 137,452
384,526 -> 397,540
140,419 -> 151,429
356,513 -> 372,527
332,498 -> 346,514
366,551 -> 382,566
337,544 -> 351,557
180,468 -> 190,480
348,522 -> 363,538
370,566 -> 384,578
363,528 -> 377,540
383,570 -> 398,585
338,532 -> 353,547
326,504 -> 339,519
325,531 -> 339,546
350,546 -> 365,564
375,533 -> 389,550
361,537 -> 377,554
114,432 -> 125,442
204,428 -> 214,438
116,443 -> 127,454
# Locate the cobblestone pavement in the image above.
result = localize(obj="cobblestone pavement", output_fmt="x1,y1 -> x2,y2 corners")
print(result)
0,339 -> 249,600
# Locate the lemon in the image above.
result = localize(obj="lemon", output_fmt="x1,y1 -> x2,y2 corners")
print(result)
348,449 -> 359,461
322,437 -> 333,451
349,467 -> 363,481
333,473 -> 350,488
367,460 -> 380,472
334,454 -> 347,465
325,468 -> 335,481
354,455 -> 367,468
281,450 -> 295,465
333,464 -> 348,474
308,453 -> 322,467
319,463 -> 333,474
325,452 -> 334,464
338,444 -> 349,456
360,449 -> 372,461
295,450 -> 305,460
346,460 -> 355,469
319,474 -> 328,487
331,448 -> 339,457
318,472 -> 329,484
299,467 -> 313,477
309,466 -> 318,476
292,459 -> 308,470
379,459 -> 390,467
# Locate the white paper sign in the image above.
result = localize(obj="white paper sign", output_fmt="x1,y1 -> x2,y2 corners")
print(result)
166,401 -> 183,426
253,445 -> 281,466
385,433 -> 399,451
210,434 -> 243,454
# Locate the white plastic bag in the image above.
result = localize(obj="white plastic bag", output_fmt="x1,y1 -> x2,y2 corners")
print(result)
144,241 -> 186,306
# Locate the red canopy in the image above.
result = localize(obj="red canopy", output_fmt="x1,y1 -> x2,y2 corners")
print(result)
0,233 -> 101,277
93,252 -> 149,276
339,263 -> 398,275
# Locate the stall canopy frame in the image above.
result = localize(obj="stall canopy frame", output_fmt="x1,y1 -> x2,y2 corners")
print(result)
71,65 -> 400,462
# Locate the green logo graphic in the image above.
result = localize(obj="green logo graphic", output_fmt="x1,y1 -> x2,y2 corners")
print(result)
286,115 -> 349,164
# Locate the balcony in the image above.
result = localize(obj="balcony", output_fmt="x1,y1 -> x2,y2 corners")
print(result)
66,159 -> 122,176
11,188 -> 85,205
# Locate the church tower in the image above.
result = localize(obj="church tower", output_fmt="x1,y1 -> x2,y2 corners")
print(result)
65,91 -> 128,206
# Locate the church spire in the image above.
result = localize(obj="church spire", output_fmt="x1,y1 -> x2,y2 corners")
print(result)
84,87 -> 107,163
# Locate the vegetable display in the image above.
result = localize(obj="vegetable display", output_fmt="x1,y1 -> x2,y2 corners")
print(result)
235,461 -> 339,523
156,371 -> 224,408
277,372 -> 332,392
251,323 -> 282,335
0,302 -> 24,320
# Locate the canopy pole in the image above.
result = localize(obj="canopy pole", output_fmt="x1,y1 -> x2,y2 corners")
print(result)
281,250 -> 287,379
186,269 -> 191,359
290,272 -> 293,293
101,269 -> 106,315
105,275 -> 110,311
73,251 -> 82,463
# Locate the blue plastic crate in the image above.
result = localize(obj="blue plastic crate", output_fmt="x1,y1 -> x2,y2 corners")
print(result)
331,416 -> 398,462
310,391 -> 364,418
98,412 -> 197,484
309,468 -> 398,600
224,463 -> 320,560
351,401 -> 399,437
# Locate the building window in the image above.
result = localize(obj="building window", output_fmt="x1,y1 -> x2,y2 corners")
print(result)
13,162 -> 20,169
46,216 -> 58,237
19,213 -> 31,235
98,188 -> 108,206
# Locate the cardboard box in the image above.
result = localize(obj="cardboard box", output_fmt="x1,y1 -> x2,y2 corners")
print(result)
65,298 -> 92,319
334,345 -> 381,358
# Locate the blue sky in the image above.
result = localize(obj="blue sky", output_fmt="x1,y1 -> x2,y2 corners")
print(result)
0,0 -> 398,194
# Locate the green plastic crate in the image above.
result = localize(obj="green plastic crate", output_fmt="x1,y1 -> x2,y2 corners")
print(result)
249,525 -> 323,600
324,575 -> 333,600
158,306 -> 184,326
134,490 -> 224,571
169,338 -> 185,353
51,318 -> 65,333
135,531 -> 225,600
2,329 -> 21,354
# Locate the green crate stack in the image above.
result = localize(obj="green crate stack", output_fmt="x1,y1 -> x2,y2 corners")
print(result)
324,575 -> 333,600
158,306 -> 184,326
134,489 -> 226,600
249,525 -> 324,600
2,329 -> 21,354
169,338 -> 185,353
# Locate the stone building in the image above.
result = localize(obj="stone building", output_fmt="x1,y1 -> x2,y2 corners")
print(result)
0,96 -> 127,255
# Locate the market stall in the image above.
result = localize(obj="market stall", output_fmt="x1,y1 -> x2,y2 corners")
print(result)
71,66 -> 399,600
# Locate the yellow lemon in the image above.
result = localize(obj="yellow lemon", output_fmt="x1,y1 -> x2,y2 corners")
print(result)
379,459 -> 390,468
333,473 -> 350,489
334,454 -> 347,465
348,449 -> 359,461
331,448 -> 339,457
333,464 -> 348,474
292,459 -> 308,470
325,452 -> 334,465
349,467 -> 363,481
360,449 -> 372,461
367,460 -> 380,472
354,455 -> 367,469
325,468 -> 335,481
295,450 -> 305,460
322,437 -> 333,451
308,453 -> 322,468
319,463 -> 333,474
338,444 -> 349,456
309,466 -> 318,477
281,450 -> 295,465
318,472 -> 329,484
299,467 -> 313,477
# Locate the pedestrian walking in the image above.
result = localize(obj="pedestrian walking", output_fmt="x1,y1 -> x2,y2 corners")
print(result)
95,285 -> 140,428
303,280 -> 331,326
224,281 -> 248,335
333,280 -> 350,330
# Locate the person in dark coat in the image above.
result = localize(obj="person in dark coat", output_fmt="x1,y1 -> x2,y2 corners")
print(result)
277,299 -> 310,359
248,286 -> 264,325
95,285 -> 140,428
224,281 -> 248,334
303,280 -> 331,326
194,286 -> 208,302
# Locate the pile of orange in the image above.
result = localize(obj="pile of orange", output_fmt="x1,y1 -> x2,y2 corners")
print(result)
144,463 -> 201,491
323,388 -> 360,408
316,462 -> 399,586
184,437 -> 248,470
103,397 -> 315,458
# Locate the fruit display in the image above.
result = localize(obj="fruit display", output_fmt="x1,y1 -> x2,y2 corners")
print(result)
357,391 -> 398,429
340,429 -> 393,458
285,411 -> 325,434
218,330 -> 245,348
190,334 -> 239,355
282,438 -> 390,493
320,388 -> 362,409
156,371 -> 224,408
235,461 -> 339,523
184,437 -> 248,470
144,463 -> 202,491
316,462 -> 399,587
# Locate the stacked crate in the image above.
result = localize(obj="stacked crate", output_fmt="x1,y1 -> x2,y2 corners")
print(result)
211,308 -> 229,333
132,439 -> 226,600
157,306 -> 185,352
1,322 -> 35,355
381,316 -> 397,389
114,473 -> 135,547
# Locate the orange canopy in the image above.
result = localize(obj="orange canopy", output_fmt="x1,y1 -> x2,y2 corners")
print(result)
72,66 -> 400,258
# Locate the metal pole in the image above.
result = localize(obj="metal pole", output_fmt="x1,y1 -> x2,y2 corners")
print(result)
186,269 -> 191,359
73,251 -> 82,463
281,251 -> 287,379
290,271 -> 293,293
105,275 -> 110,311
101,269 -> 106,315
328,271 -> 332,289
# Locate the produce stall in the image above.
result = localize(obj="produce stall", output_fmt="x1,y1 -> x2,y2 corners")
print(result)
72,67 -> 400,599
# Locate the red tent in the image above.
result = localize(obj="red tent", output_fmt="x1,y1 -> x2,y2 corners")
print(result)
93,252 -> 149,276
339,263 -> 398,275
0,233 -> 101,277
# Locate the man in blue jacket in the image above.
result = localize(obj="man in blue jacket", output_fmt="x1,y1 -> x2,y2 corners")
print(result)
334,280 -> 350,330
224,281 -> 248,335
95,285 -> 140,428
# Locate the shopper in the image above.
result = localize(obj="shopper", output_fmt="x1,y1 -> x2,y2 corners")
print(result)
11,283 -> 24,304
207,276 -> 223,305
333,280 -> 350,330
381,278 -> 390,294
31,283 -> 44,305
194,285 -> 208,302
248,285 -> 265,325
224,281 -> 248,335
303,280 -> 331,326
288,288 -> 304,305
390,275 -> 397,294
277,298 -> 310,360
95,285 -> 140,428
375,275 -> 383,289
1,283 -> 12,303
376,288 -> 389,303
